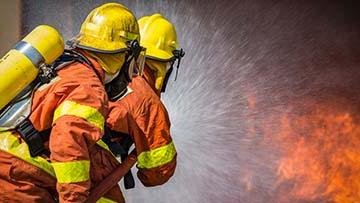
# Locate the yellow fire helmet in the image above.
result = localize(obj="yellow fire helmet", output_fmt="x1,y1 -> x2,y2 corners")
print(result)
138,13 -> 178,61
70,3 -> 140,74
138,14 -> 185,92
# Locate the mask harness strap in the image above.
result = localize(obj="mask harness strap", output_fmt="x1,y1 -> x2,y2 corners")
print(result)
17,119 -> 50,157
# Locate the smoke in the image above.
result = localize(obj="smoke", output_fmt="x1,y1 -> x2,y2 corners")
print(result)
22,0 -> 360,202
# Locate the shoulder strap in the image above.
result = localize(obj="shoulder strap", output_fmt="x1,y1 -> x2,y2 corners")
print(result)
17,118 -> 50,157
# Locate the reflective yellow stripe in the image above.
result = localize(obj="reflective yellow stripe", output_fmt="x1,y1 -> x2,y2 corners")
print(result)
52,160 -> 90,183
119,30 -> 139,41
53,100 -> 104,131
96,197 -> 117,203
137,141 -> 176,169
97,139 -> 110,151
0,131 -> 55,177
96,139 -> 116,157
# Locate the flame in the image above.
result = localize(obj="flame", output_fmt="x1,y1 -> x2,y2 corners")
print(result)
275,101 -> 360,202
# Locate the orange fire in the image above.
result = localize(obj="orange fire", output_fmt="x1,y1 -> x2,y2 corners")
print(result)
275,100 -> 360,202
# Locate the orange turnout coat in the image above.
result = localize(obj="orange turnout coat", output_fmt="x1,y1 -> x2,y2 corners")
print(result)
107,64 -> 177,187
0,56 -> 124,203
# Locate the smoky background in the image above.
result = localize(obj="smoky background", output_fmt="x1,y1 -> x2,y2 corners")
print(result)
19,0 -> 360,202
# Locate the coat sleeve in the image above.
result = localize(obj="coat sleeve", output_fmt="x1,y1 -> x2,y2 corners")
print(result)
131,99 -> 177,187
49,64 -> 108,202
107,85 -> 177,187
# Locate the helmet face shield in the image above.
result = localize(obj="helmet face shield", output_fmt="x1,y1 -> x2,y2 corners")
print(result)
132,48 -> 146,76
115,39 -> 146,81
128,58 -> 136,80
165,60 -> 173,73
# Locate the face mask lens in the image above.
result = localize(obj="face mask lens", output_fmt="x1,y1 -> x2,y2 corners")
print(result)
128,58 -> 135,80
165,61 -> 173,72
134,48 -> 146,76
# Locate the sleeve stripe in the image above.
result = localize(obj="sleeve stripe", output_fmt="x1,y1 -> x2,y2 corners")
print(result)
52,160 -> 90,183
53,100 -> 105,131
0,131 -> 56,177
96,139 -> 117,157
137,141 -> 176,169
96,197 -> 118,203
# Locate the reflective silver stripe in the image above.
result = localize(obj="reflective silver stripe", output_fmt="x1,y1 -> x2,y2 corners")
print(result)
14,41 -> 44,66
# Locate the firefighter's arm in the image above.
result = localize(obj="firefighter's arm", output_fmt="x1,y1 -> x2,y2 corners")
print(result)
50,84 -> 107,202
134,101 -> 177,187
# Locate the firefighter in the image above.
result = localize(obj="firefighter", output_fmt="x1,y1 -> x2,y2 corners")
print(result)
106,13 -> 184,188
0,3 -> 140,202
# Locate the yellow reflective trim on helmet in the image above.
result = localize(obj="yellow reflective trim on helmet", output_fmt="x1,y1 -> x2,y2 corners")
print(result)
53,100 -> 105,131
0,131 -> 55,177
118,30 -> 139,41
52,160 -> 90,183
137,141 -> 176,169
96,197 -> 117,203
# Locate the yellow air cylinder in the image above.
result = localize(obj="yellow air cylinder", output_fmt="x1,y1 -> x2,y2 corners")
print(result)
0,25 -> 64,110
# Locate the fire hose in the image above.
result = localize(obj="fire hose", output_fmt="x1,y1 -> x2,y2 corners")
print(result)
85,149 -> 137,203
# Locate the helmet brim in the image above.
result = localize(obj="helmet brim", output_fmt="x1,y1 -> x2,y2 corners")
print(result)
144,46 -> 174,61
